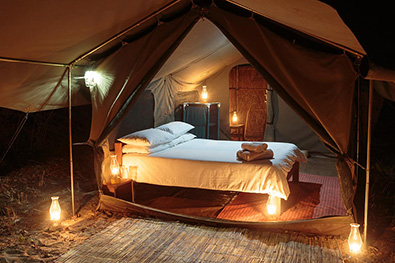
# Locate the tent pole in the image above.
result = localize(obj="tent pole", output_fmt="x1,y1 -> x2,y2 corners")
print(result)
68,66 -> 75,217
0,57 -> 67,67
356,77 -> 360,178
364,80 -> 373,248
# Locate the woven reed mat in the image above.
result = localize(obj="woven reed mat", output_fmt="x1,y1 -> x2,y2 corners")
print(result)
56,218 -> 344,262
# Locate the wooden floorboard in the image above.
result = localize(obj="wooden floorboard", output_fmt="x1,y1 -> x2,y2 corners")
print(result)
56,218 -> 344,263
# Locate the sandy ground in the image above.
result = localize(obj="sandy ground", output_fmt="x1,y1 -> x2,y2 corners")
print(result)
1,157 -> 394,262
0,157 -> 121,262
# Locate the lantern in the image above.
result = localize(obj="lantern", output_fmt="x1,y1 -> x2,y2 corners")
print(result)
348,223 -> 363,254
232,111 -> 238,124
49,196 -> 61,221
110,155 -> 120,175
84,70 -> 100,88
121,165 -> 130,179
266,194 -> 281,218
202,85 -> 208,102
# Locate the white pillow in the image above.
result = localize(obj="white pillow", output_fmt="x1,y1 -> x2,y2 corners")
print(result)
122,133 -> 196,154
156,121 -> 194,137
122,142 -> 173,154
118,128 -> 175,147
172,133 -> 196,145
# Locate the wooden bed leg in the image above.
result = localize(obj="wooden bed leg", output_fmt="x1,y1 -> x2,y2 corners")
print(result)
287,162 -> 300,183
131,180 -> 135,203
293,162 -> 299,183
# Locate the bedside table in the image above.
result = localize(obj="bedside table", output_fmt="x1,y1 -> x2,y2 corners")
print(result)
230,124 -> 245,141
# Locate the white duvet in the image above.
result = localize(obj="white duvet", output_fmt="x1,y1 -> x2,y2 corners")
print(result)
122,139 -> 307,200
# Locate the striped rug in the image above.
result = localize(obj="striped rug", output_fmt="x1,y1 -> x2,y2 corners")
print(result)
217,173 -> 346,221
56,217 -> 344,263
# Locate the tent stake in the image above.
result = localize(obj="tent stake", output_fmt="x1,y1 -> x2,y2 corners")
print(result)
364,80 -> 373,248
68,66 -> 75,217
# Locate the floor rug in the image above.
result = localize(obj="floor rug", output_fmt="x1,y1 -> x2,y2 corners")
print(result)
56,217 -> 344,263
217,173 -> 346,222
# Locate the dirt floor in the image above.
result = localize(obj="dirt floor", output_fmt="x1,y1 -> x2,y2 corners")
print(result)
0,154 -> 394,263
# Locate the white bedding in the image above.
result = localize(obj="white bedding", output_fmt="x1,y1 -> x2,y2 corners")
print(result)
122,139 -> 307,200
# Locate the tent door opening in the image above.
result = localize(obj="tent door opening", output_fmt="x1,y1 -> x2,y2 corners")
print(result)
229,64 -> 267,141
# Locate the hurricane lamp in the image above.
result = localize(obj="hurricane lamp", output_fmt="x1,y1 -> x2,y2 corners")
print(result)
49,196 -> 61,221
202,85 -> 208,102
232,111 -> 238,124
266,194 -> 281,218
348,223 -> 363,254
110,155 -> 120,176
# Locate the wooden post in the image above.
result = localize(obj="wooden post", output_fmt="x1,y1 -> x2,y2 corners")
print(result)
363,80 -> 373,247
68,66 -> 75,217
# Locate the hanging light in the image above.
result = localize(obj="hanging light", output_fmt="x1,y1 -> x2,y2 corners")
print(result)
266,194 -> 281,218
348,223 -> 363,254
202,85 -> 208,102
49,196 -> 61,221
84,70 -> 100,88
232,111 -> 238,124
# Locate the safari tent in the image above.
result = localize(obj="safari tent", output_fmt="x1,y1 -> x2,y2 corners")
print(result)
1,0 -> 394,238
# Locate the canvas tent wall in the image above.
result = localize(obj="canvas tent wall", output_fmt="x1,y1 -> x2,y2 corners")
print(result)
1,0 -> 394,235
131,18 -> 327,152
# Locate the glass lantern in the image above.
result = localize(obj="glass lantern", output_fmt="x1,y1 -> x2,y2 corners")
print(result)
348,223 -> 363,254
266,194 -> 281,218
110,155 -> 121,184
121,165 -> 130,179
202,85 -> 208,102
49,196 -> 61,221
232,111 -> 238,124
110,155 -> 120,176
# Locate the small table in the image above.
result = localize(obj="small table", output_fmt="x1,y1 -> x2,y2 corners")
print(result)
230,124 -> 245,141
103,178 -> 135,202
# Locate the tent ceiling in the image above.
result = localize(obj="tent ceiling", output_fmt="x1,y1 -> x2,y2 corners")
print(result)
154,19 -> 243,84
0,0 -> 173,64
0,0 -> 394,113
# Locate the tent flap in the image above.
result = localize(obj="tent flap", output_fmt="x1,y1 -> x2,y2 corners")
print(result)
207,4 -> 358,211
89,7 -> 200,143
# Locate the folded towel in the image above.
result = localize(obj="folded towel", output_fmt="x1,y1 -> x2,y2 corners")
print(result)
237,149 -> 274,161
241,142 -> 268,153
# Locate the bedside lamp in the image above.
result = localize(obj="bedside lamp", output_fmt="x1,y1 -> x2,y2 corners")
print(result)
202,85 -> 208,102
110,155 -> 121,184
232,111 -> 238,124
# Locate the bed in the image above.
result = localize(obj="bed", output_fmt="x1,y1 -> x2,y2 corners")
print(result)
113,122 -> 306,201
